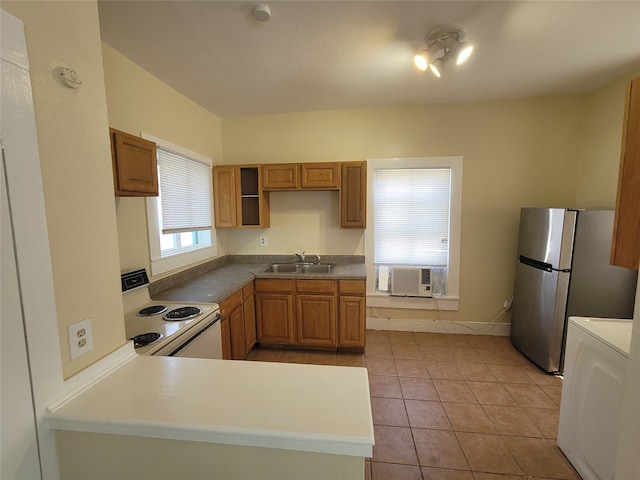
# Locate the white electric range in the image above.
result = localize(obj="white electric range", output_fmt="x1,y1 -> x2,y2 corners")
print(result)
122,269 -> 222,358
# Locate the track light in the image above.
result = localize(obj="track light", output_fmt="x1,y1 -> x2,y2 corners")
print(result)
414,24 -> 473,77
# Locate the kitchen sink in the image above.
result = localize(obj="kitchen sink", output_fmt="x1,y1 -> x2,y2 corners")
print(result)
263,263 -> 334,274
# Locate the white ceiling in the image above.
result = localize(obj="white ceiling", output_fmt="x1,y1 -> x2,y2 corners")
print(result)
97,1 -> 640,118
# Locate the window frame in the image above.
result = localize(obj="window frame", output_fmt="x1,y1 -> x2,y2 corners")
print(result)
365,156 -> 462,311
142,133 -> 217,277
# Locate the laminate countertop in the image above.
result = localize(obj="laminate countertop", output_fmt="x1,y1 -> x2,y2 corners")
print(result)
151,258 -> 366,305
48,355 -> 374,457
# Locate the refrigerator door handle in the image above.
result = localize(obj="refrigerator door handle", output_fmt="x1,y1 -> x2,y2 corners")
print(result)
518,255 -> 553,272
518,255 -> 571,273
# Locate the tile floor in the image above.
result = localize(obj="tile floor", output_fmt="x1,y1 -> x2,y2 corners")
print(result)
246,330 -> 581,480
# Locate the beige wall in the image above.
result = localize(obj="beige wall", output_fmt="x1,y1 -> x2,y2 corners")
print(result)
101,43 -> 224,277
576,68 -> 640,208
221,98 -> 583,324
2,1 -> 125,379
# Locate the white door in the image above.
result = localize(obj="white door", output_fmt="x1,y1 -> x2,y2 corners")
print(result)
1,10 -> 43,479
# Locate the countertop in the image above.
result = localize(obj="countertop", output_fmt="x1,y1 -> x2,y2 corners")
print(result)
48,355 -> 374,457
151,257 -> 366,304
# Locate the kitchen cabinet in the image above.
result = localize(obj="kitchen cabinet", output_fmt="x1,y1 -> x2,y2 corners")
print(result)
255,279 -> 295,345
109,128 -> 158,196
219,289 -> 246,360
611,76 -> 640,270
295,280 -> 337,347
220,316 -> 232,360
256,277 -> 366,351
338,280 -> 366,351
300,163 -> 340,190
243,281 -> 257,354
262,163 -> 299,190
213,165 -> 270,228
340,161 -> 367,228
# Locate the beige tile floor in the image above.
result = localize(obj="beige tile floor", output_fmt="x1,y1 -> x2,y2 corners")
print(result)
246,330 -> 581,480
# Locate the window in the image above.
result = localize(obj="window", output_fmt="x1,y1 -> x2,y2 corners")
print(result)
143,133 -> 217,276
365,157 -> 462,310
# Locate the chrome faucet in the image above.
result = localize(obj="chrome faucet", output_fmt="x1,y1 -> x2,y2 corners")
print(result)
294,251 -> 306,263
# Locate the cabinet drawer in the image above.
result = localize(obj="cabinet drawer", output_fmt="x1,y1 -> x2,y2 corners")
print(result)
255,278 -> 294,293
242,280 -> 255,299
296,279 -> 336,294
219,289 -> 242,316
339,280 -> 365,295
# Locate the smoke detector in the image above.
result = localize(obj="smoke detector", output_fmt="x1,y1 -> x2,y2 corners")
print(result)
252,4 -> 271,22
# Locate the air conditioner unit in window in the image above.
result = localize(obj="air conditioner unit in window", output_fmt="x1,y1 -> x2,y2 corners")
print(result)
391,267 -> 432,297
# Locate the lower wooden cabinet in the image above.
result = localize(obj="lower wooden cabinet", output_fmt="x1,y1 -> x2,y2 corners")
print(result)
338,280 -> 366,350
219,282 -> 257,360
255,277 -> 365,351
243,282 -> 257,354
220,316 -> 232,360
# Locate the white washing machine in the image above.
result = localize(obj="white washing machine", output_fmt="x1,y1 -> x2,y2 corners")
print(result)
558,316 -> 633,480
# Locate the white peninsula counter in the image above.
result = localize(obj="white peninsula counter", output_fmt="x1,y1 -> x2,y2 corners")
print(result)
48,355 -> 374,480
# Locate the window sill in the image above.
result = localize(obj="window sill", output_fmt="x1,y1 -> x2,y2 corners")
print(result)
366,293 -> 459,311
150,245 -> 217,277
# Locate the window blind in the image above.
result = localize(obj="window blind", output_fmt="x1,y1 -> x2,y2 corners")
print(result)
374,168 -> 451,265
157,148 -> 212,234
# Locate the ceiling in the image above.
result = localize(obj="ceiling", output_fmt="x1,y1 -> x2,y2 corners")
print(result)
97,1 -> 640,118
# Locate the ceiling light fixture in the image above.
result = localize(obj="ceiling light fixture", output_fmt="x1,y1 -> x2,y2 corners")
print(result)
414,24 -> 474,77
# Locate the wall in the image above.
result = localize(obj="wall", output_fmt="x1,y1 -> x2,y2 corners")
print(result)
101,43 -> 224,278
2,1 -> 125,379
576,68 -> 640,208
221,98 -> 583,326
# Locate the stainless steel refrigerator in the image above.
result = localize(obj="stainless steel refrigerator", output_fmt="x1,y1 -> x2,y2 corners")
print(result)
510,208 -> 637,373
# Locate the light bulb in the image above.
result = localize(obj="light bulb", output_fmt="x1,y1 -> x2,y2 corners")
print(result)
414,51 -> 430,71
428,61 -> 442,78
456,43 -> 473,65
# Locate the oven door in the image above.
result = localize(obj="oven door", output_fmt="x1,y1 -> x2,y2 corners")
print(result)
155,314 -> 223,359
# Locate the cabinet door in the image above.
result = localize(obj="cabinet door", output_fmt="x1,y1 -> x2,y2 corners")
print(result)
256,293 -> 294,344
339,295 -> 366,349
300,163 -> 340,190
262,164 -> 299,190
229,305 -> 246,360
611,76 -> 640,270
213,165 -> 237,228
243,294 -> 257,354
296,294 -> 337,347
340,161 -> 367,228
110,128 -> 158,196
220,315 -> 232,360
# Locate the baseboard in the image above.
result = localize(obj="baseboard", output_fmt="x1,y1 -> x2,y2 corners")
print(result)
366,317 -> 510,336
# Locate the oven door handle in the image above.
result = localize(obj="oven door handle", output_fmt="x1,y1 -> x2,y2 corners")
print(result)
167,313 -> 221,357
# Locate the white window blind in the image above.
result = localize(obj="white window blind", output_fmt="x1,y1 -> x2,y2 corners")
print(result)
374,168 -> 451,265
157,148 -> 212,234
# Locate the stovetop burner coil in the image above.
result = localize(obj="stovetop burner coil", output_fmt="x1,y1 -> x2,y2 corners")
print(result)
130,332 -> 163,348
137,305 -> 167,316
163,306 -> 203,321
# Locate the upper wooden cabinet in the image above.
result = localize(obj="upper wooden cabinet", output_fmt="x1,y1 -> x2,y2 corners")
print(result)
262,163 -> 299,190
213,165 -> 270,229
611,76 -> 640,270
263,163 -> 340,190
214,161 -> 366,229
340,161 -> 367,228
109,128 -> 158,196
300,163 -> 340,190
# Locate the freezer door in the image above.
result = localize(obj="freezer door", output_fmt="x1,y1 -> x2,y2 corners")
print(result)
517,208 -> 577,269
510,260 -> 570,373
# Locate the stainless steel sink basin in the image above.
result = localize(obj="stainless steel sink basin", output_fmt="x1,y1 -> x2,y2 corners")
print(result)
263,263 -> 334,274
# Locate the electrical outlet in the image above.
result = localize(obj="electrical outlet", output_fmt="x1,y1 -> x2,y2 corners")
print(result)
259,235 -> 267,247
504,300 -> 512,309
68,318 -> 93,360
